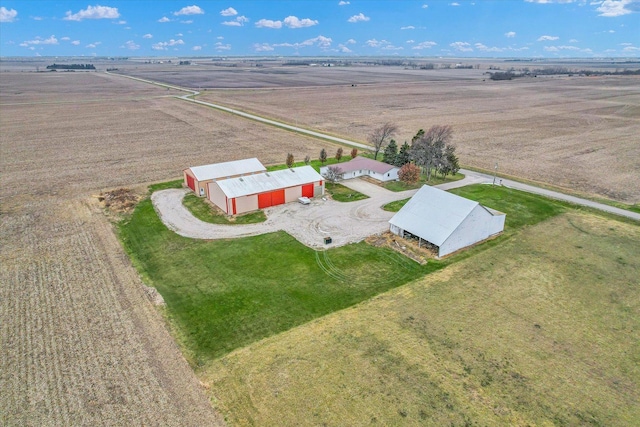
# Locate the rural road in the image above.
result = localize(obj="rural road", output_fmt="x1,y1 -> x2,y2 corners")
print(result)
109,72 -> 639,222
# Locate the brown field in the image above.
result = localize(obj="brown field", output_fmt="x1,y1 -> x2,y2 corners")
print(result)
193,72 -> 640,203
0,71 -> 338,425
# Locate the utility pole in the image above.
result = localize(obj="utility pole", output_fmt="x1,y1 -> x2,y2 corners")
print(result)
492,162 -> 498,185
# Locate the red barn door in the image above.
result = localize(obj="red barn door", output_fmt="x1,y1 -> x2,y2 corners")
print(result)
271,189 -> 285,206
186,174 -> 195,191
301,184 -> 314,198
258,192 -> 272,209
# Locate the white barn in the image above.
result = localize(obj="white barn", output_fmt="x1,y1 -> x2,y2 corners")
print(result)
389,185 -> 505,257
183,158 -> 267,198
320,157 -> 399,182
207,166 -> 325,215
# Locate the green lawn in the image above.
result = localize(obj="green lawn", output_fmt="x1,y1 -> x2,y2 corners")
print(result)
267,155 -> 354,173
182,193 -> 266,224
325,182 -> 369,202
383,170 -> 465,192
118,198 -> 435,366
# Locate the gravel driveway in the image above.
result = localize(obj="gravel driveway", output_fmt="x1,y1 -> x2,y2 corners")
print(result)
152,179 -> 420,248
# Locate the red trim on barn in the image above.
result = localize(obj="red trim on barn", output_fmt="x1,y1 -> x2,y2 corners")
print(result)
232,198 -> 237,215
186,174 -> 195,191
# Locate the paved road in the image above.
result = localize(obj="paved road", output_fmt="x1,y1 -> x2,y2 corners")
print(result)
109,72 -> 639,222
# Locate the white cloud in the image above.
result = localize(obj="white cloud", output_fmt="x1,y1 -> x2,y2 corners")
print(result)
0,7 -> 18,22
158,16 -> 170,22
174,5 -> 204,16
217,36 -> 224,39
505,31 -> 516,38
623,45 -> 640,51
347,13 -> 369,23
215,42 -> 231,50
338,44 -> 352,52
32,16 -> 43,21
223,15 -> 248,26
253,43 -> 274,52
61,36 -> 71,41
525,0 -> 578,3
406,39 -> 415,43
346,38 -> 356,44
117,20 -> 126,24
220,7 -> 237,16
401,25 -> 415,30
121,40 -> 140,50
64,5 -> 119,21
537,35 -> 559,41
422,4 -> 429,8
143,33 -> 153,39
365,38 -> 384,47
412,41 -> 437,49
339,1 -> 350,5
450,41 -> 473,51
450,2 -> 461,5
569,38 -> 579,42
72,40 -> 80,45
176,33 -> 184,36
284,16 -> 318,28
255,18 -> 282,28
193,45 -> 202,51
596,0 -> 637,16
475,42 -> 504,52
152,39 -> 185,50
181,20 -> 193,24
20,35 -> 59,47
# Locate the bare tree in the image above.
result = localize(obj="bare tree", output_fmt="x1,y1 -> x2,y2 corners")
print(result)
286,153 -> 294,168
367,122 -> 398,161
324,166 -> 344,182
335,147 -> 344,162
350,148 -> 358,159
304,155 -> 311,165
410,125 -> 453,181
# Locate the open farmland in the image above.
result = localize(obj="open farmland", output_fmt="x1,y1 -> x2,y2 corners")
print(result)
0,71 -> 337,425
194,72 -> 640,203
204,212 -> 640,426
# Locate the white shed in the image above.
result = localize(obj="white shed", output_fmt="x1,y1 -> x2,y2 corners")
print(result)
207,166 -> 325,215
183,158 -> 266,197
320,157 -> 399,182
389,185 -> 505,257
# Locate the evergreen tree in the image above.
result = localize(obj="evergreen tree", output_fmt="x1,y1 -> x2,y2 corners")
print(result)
382,139 -> 398,165
396,141 -> 411,166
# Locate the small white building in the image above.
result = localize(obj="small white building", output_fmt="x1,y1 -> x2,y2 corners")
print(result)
320,157 -> 399,182
183,158 -> 267,198
207,166 -> 325,215
389,185 -> 505,257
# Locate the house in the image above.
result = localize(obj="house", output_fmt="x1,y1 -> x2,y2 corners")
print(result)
207,166 -> 325,215
183,158 -> 267,198
389,185 -> 505,257
319,157 -> 399,182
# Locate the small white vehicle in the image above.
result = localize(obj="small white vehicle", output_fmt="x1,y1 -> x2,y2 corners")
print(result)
298,197 -> 311,205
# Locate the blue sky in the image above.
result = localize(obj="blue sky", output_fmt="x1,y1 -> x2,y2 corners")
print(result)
1,1 -> 638,57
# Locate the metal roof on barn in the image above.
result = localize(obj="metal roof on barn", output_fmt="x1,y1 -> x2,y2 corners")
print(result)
337,157 -> 398,174
215,166 -> 323,198
389,185 -> 497,246
188,158 -> 266,181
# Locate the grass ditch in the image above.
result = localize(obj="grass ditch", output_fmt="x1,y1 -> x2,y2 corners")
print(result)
182,193 -> 266,224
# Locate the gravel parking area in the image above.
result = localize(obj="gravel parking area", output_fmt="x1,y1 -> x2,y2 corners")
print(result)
153,179 -> 420,249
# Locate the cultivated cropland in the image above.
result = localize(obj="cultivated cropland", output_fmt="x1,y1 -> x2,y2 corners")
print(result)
1,58 -> 639,426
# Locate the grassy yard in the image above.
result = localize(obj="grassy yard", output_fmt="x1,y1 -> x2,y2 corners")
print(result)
325,182 -> 369,202
383,170 -> 465,192
118,198 -> 435,366
182,193 -> 266,224
204,212 -> 640,426
266,155 -> 354,173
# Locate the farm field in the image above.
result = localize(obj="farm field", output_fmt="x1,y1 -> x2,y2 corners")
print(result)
204,211 -> 640,426
0,71 -> 336,425
194,74 -> 640,204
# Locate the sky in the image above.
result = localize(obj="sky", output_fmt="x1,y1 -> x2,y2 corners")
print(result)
0,1 -> 638,57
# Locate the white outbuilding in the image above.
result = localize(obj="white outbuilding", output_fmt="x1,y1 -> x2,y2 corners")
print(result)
389,185 -> 505,257
320,157 -> 399,182
183,158 -> 267,198
207,165 -> 325,215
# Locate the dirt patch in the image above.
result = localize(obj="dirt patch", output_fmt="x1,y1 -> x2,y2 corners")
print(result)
98,188 -> 142,214
366,232 -> 433,264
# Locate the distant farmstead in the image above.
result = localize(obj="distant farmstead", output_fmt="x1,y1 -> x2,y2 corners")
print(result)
320,157 -> 399,182
183,158 -> 267,198
207,166 -> 325,215
389,185 -> 505,257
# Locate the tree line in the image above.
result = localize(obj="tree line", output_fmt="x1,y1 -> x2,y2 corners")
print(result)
46,64 -> 96,70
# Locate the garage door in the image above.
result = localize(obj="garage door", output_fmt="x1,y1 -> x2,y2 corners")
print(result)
301,184 -> 314,198
186,174 -> 195,191
258,190 -> 286,209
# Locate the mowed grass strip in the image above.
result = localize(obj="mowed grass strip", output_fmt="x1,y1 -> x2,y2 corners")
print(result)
118,197 -> 434,365
204,212 -> 640,426
182,193 -> 266,225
